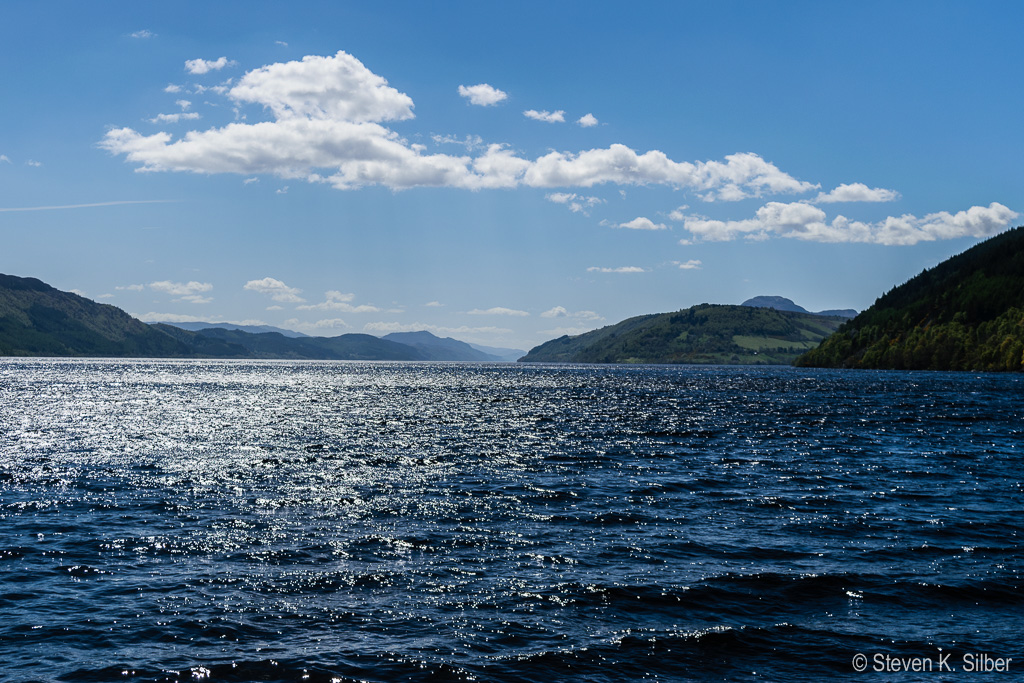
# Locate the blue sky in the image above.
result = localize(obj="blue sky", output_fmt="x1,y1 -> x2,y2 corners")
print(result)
2,1 -> 1021,349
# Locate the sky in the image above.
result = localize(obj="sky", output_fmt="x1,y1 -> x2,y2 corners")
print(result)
2,1 -> 1022,350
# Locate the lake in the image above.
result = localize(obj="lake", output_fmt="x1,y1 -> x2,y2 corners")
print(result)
1,360 -> 1021,681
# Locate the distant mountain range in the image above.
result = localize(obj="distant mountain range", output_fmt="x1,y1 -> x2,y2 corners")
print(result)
159,321 -> 310,338
797,225 -> 1024,371
741,295 -> 857,319
519,304 -> 846,365
0,274 -> 524,361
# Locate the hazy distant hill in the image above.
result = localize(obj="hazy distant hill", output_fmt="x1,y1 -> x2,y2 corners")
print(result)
155,325 -> 426,360
381,330 -> 509,361
520,304 -> 845,365
0,274 -> 191,357
796,226 -> 1024,371
159,321 -> 309,338
0,273 -> 517,361
742,295 -> 857,319
466,342 -> 526,362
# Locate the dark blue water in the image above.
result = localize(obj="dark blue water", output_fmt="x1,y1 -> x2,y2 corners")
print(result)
1,361 -> 1022,682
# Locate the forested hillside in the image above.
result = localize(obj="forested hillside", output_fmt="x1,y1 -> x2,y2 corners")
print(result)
796,226 -> 1024,371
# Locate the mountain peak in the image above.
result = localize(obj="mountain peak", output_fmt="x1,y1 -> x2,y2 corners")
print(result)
741,296 -> 809,314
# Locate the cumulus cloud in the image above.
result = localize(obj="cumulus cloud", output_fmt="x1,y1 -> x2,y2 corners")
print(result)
297,290 -> 381,313
185,57 -> 236,74
546,192 -> 604,214
587,266 -> 646,273
681,201 -> 1018,246
467,307 -> 530,317
101,50 -> 815,200
0,154 -> 10,163
813,182 -> 901,204
243,277 -> 304,302
524,109 -> 565,123
116,283 -> 145,291
618,216 -> 667,231
675,259 -> 702,270
230,51 -> 413,122
130,30 -> 155,39
458,83 -> 508,106
577,113 -> 598,127
149,280 -> 213,296
425,301 -> 444,307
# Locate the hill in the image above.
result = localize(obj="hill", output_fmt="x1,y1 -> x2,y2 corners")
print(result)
742,295 -> 857,319
519,304 -> 845,365
159,321 -> 309,338
382,330 -> 503,361
0,274 -> 192,357
0,273 -> 426,360
156,325 -> 426,360
795,226 -> 1024,371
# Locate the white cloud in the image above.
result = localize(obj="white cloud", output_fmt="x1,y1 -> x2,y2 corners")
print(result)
618,216 -> 667,231
577,113 -> 598,127
148,112 -> 201,124
524,148 -> 815,199
425,301 -> 443,307
587,266 -> 646,273
297,290 -> 380,313
675,259 -> 703,270
243,277 -> 304,302
540,306 -> 603,321
116,283 -> 145,291
97,293 -> 114,299
467,307 -> 529,317
231,51 -> 413,122
164,84 -> 183,93
101,50 -> 815,200
0,155 -> 10,163
176,294 -> 213,304
26,160 -> 42,167
185,57 -> 236,75
681,201 -> 1018,245
243,177 -> 259,184
524,109 -> 565,123
432,134 -> 484,151
813,182 -> 901,204
458,83 -> 508,106
149,280 -> 213,296
546,192 -> 604,214
668,205 -> 690,221
176,100 -> 192,110
130,30 -> 154,39
284,317 -> 351,332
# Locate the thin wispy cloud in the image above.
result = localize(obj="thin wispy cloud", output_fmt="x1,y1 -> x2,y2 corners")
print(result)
468,307 -> 530,317
587,266 -> 646,273
0,200 -> 175,213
